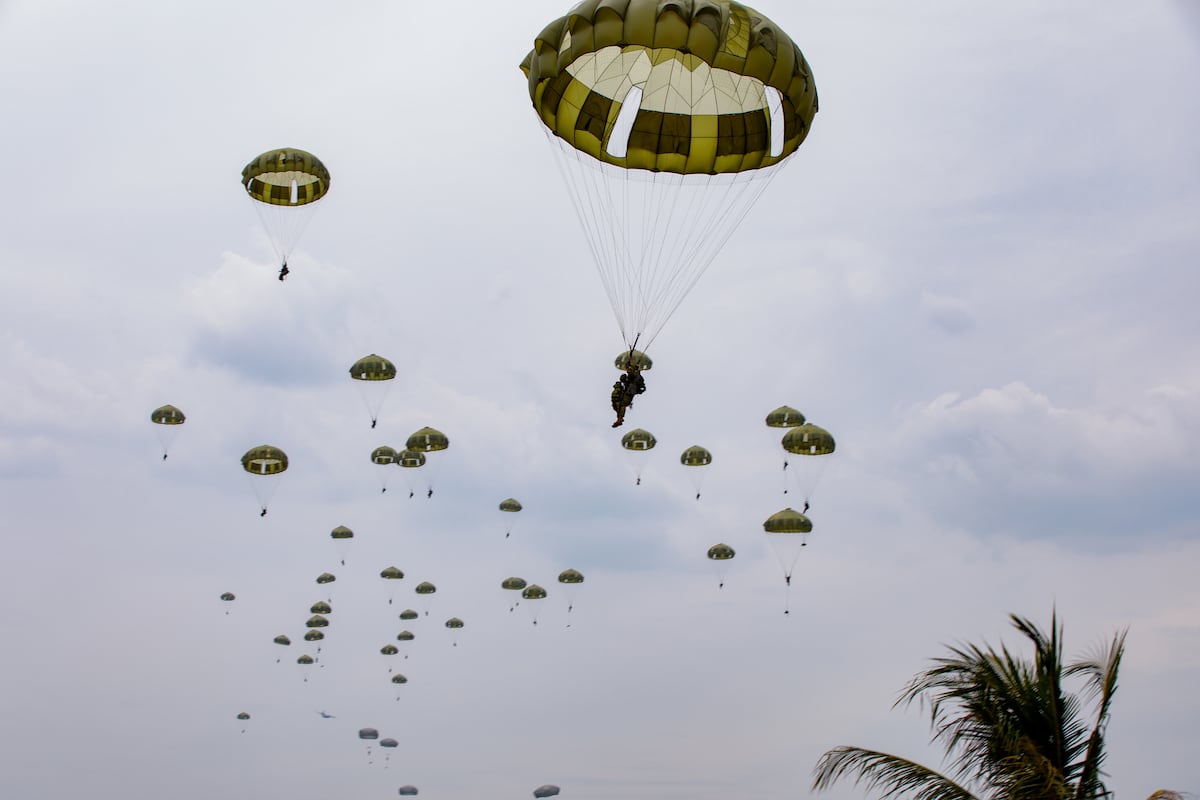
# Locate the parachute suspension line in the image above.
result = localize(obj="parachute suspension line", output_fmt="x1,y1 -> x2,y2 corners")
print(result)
248,194 -> 320,269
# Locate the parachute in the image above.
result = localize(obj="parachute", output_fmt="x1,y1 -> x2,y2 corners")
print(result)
304,630 -> 325,642
349,354 -> 397,428
533,786 -> 561,799
405,428 -> 449,498
521,0 -> 817,351
359,728 -> 379,740
557,569 -> 585,619
615,349 -> 652,371
680,444 -> 712,499
316,572 -> 336,585
499,497 -> 523,538
395,449 -> 427,498
371,446 -> 400,493
445,617 -> 465,646
763,507 -> 813,613
241,148 -> 330,277
620,428 -> 657,485
380,566 -> 405,605
240,445 -> 288,516
396,630 -> 415,641
521,584 -> 548,625
414,581 -> 436,616
501,576 -> 527,612
310,601 -> 332,615
220,592 -> 235,615
780,422 -> 835,507
398,786 -> 419,796
765,405 -> 806,479
236,711 -> 250,733
706,543 -> 736,588
398,609 -> 419,621
273,635 -> 291,646
330,526 -> 354,565
150,404 -> 185,460
306,615 -> 329,628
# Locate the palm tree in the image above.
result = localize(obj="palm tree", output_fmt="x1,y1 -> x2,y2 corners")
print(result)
812,610 -> 1130,800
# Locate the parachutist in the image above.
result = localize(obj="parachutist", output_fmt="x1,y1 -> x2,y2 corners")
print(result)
371,419 -> 377,429
610,363 -> 646,427
785,575 -> 791,586
636,476 -> 641,486
260,508 -> 268,517
802,500 -> 809,513
162,453 -> 168,461
427,488 -> 433,498
409,491 -> 414,498
278,261 -> 289,281
696,492 -> 701,500
381,487 -> 386,494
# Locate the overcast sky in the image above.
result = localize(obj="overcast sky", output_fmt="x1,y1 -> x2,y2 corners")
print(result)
1,1 -> 1198,799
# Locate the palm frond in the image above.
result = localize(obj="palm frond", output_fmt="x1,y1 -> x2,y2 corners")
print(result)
812,746 -> 979,800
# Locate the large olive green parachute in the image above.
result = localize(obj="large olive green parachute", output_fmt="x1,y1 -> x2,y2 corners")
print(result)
764,507 -> 812,533
680,445 -> 712,466
241,148 -> 331,271
557,569 -> 584,585
415,581 -> 436,595
397,450 -> 426,467
372,446 -> 399,465
521,0 -> 818,350
522,585 -> 548,600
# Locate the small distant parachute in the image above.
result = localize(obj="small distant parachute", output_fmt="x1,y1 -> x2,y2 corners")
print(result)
557,569 -> 585,618
349,354 -> 397,428
310,601 -> 332,615
316,572 -> 336,585
297,654 -> 315,680
359,728 -> 380,740
522,584 -> 548,625
241,147 -> 331,277
780,423 -> 835,506
414,581 -> 436,616
533,785 -> 561,799
380,738 -> 398,748
499,498 -> 523,538
306,615 -> 330,628
150,404 -> 185,460
398,786 -> 419,796
615,350 -> 652,372
330,526 -> 354,565
765,406 -> 807,477
396,630 -> 415,642
763,507 -> 813,613
380,566 -> 405,605
220,592 -> 235,615
680,445 -> 713,500
501,576 -> 527,612
381,644 -> 399,656
273,634 -> 291,646
398,609 -> 419,621
391,673 -> 408,700
395,449 -> 427,498
405,428 -> 449,497
304,630 -> 325,642
445,617 -> 464,646
620,428 -> 656,485
236,711 -> 250,733
240,445 -> 288,516
707,543 -> 736,589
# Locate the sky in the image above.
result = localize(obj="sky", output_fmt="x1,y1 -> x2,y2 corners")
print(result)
1,1 -> 1198,799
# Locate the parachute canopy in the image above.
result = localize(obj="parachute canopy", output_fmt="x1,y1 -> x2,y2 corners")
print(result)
273,635 -> 291,646
398,786 -> 419,796
521,0 -> 818,349
522,585 -> 548,600
380,566 -> 405,581
765,405 -> 806,428
406,427 -> 448,453
241,445 -> 288,475
316,572 -> 336,585
151,405 -> 185,425
445,617 -> 464,629
380,738 -> 399,748
236,712 -> 250,721
397,631 -> 415,641
330,526 -> 353,541
399,609 -> 419,621
501,577 -> 527,591
241,148 -> 331,269
680,445 -> 712,466
220,592 -> 235,602
310,601 -> 332,614
396,450 -> 426,468
304,630 -> 324,642
615,349 -> 652,371
764,507 -> 813,533
707,543 -> 735,560
533,786 -> 561,799
372,446 -> 399,465
780,423 -> 835,455
306,615 -> 329,628
392,674 -> 409,684
557,569 -> 585,585
349,354 -> 396,382
358,728 -> 379,740
621,428 -> 657,451
499,498 -> 523,513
